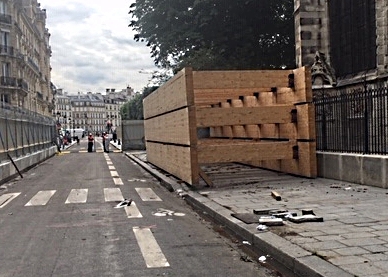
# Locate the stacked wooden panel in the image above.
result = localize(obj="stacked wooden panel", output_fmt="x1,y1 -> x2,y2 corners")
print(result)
193,67 -> 316,178
143,68 -> 199,184
143,67 -> 317,186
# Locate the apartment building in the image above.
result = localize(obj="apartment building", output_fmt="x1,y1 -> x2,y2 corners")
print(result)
53,87 -> 135,135
0,0 -> 53,115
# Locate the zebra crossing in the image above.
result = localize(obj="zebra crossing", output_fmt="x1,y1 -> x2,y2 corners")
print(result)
0,152 -> 174,269
0,186 -> 162,208
0,185 -> 170,268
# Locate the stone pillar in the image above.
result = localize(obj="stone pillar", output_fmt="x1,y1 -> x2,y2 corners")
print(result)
295,0 -> 336,86
294,0 -> 330,67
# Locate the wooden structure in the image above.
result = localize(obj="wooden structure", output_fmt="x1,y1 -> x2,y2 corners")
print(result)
143,67 -> 316,185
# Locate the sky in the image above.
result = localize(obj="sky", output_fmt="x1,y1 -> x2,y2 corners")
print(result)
37,0 -> 159,94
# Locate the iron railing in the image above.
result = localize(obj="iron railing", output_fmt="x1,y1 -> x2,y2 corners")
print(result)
314,84 -> 388,154
0,102 -> 56,163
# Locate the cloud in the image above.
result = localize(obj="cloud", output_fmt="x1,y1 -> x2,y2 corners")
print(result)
38,0 -> 158,94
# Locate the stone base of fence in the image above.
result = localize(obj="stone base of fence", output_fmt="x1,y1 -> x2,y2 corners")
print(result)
0,146 -> 56,185
317,151 -> 388,188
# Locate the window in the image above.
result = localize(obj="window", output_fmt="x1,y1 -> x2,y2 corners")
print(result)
2,62 -> 9,77
0,1 -> 6,14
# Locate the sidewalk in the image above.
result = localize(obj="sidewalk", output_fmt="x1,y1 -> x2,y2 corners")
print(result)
111,142 -> 388,277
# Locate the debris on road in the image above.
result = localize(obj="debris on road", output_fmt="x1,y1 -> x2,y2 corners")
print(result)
271,191 -> 281,201
258,216 -> 284,226
288,214 -> 324,223
256,224 -> 268,231
114,198 -> 132,208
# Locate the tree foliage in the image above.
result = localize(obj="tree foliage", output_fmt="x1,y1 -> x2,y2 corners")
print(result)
129,0 -> 295,72
120,86 -> 158,120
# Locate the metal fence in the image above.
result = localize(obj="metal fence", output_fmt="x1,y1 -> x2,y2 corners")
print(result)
0,102 -> 56,163
314,84 -> 388,154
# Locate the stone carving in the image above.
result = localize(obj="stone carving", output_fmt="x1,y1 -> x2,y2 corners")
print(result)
311,51 -> 337,86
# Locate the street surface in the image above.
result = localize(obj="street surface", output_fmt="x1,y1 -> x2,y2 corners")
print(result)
0,137 -> 281,277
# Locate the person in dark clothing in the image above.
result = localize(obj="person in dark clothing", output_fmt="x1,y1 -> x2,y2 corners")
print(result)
102,132 -> 106,152
87,133 -> 94,152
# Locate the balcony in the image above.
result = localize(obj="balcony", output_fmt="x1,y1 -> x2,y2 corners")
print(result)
0,45 -> 14,56
0,76 -> 29,90
1,76 -> 17,87
0,14 -> 11,25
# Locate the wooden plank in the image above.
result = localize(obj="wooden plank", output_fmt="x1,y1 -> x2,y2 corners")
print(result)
199,168 -> 214,187
192,70 -> 293,89
220,101 -> 233,137
296,103 -> 316,140
146,142 -> 199,185
144,108 -> 191,145
230,99 -> 246,137
243,96 -> 260,138
293,67 -> 313,103
280,141 -> 317,178
197,140 -> 295,164
196,105 -> 295,127
143,67 -> 193,119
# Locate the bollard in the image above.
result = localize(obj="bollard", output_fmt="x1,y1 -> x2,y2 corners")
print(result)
118,139 -> 121,145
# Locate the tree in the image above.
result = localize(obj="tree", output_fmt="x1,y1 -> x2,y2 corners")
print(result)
120,86 -> 158,120
129,0 -> 295,72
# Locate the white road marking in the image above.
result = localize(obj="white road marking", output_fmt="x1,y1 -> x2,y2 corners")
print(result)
133,227 -> 170,268
124,201 -> 142,218
135,188 -> 162,201
110,171 -> 119,177
107,161 -> 113,165
25,190 -> 56,206
0,193 -> 21,208
113,177 -> 124,185
104,188 -> 124,202
65,189 -> 88,204
108,166 -> 115,170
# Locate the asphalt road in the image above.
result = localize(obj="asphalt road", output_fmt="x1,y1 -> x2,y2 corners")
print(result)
0,137 -> 281,277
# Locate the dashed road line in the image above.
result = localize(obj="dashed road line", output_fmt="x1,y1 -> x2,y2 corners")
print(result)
124,201 -> 143,218
113,177 -> 124,185
133,226 -> 170,268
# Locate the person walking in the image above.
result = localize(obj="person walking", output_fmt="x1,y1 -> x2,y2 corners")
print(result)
87,133 -> 94,152
102,132 -> 106,152
104,132 -> 110,153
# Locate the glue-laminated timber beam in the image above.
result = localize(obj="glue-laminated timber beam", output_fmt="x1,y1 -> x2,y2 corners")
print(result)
143,67 -> 194,119
192,70 -> 293,89
146,141 -> 199,185
195,105 -> 295,127
194,87 -> 294,105
197,140 -> 295,164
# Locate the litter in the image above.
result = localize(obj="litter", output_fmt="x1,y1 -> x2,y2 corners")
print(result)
258,256 -> 267,263
256,224 -> 268,231
114,198 -> 132,208
259,216 -> 284,226
288,214 -> 323,223
242,241 -> 251,245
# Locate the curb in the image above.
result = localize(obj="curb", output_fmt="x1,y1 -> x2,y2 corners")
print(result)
126,152 -> 353,277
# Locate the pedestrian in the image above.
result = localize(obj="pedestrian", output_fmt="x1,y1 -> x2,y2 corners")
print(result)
87,133 -> 94,152
102,132 -> 106,152
112,129 -> 117,143
104,132 -> 110,153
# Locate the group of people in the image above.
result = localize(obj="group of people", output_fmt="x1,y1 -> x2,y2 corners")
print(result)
87,132 -> 110,153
